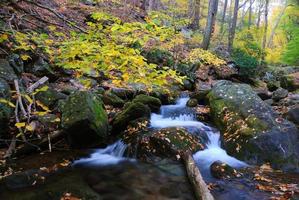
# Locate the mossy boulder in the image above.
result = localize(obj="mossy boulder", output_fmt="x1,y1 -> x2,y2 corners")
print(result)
0,59 -> 17,82
272,88 -> 288,101
132,94 -> 161,112
0,78 -> 12,137
208,80 -> 299,171
111,87 -> 135,100
61,91 -> 108,148
137,127 -> 205,160
186,98 -> 198,107
112,102 -> 151,134
101,90 -> 125,108
280,72 -> 299,92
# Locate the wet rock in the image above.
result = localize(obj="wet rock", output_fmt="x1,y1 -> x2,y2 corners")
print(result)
280,72 -> 299,92
272,88 -> 288,101
132,94 -> 161,112
195,105 -> 211,122
286,105 -> 299,126
253,81 -> 272,100
0,78 -> 12,137
186,98 -> 198,107
208,80 -> 299,171
101,90 -> 125,108
0,59 -> 17,82
210,161 -> 239,179
137,127 -> 205,160
112,102 -> 151,134
150,90 -> 172,105
35,86 -> 67,108
61,91 -> 108,148
182,79 -> 194,91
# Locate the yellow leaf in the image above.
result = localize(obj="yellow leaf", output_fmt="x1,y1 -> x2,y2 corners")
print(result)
33,86 -> 49,95
25,125 -> 34,132
0,98 -> 15,108
33,111 -> 48,116
21,54 -> 31,61
23,94 -> 33,104
15,122 -> 26,128
36,100 -> 50,112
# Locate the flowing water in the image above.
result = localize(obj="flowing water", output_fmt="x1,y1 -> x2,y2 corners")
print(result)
74,96 -> 247,178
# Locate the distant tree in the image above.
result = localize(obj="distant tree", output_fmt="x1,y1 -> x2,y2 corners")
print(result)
261,0 -> 269,62
202,0 -> 219,49
228,0 -> 239,53
220,0 -> 228,33
189,0 -> 201,30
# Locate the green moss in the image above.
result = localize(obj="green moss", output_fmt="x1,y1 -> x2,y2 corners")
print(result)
132,94 -> 161,112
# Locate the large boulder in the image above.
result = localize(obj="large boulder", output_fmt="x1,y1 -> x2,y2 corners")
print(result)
0,78 -> 12,137
208,80 -> 299,171
285,105 -> 299,126
132,94 -> 161,112
111,102 -> 151,134
137,127 -> 205,160
272,88 -> 288,101
0,59 -> 17,82
61,91 -> 108,148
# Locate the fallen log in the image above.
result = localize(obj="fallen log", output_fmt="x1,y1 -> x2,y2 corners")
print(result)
182,152 -> 214,200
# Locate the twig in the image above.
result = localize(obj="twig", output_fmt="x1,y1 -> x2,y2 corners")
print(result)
15,101 -> 27,142
4,136 -> 16,158
14,79 -> 28,117
0,47 -> 9,55
26,76 -> 49,93
48,133 -> 52,152
22,0 -> 87,33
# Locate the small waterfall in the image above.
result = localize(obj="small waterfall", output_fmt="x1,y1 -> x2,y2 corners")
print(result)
73,140 -> 129,166
150,97 -> 248,177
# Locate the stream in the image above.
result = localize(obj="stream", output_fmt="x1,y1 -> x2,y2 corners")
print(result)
74,96 -> 247,178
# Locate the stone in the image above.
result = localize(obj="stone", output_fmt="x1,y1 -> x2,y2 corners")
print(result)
137,127 -> 205,160
210,161 -> 239,179
8,54 -> 24,75
272,88 -> 288,101
132,94 -> 161,112
267,80 -> 280,92
112,102 -> 151,134
286,105 -> 299,126
280,72 -> 299,92
35,86 -> 67,108
111,87 -> 135,100
61,91 -> 109,148
208,80 -> 299,171
102,90 -> 125,108
31,57 -> 55,78
186,98 -> 198,107
0,59 -> 17,82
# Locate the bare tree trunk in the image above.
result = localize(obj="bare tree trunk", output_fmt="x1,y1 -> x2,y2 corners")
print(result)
248,0 -> 254,28
261,0 -> 269,62
220,0 -> 228,33
202,0 -> 219,50
228,0 -> 240,54
267,1 -> 288,47
256,1 -> 263,29
190,0 -> 201,30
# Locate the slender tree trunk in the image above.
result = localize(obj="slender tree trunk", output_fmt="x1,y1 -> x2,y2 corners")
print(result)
228,0 -> 239,54
256,2 -> 263,28
202,0 -> 219,49
267,1 -> 288,47
248,0 -> 253,28
190,0 -> 201,30
261,0 -> 269,62
220,0 -> 228,33
228,0 -> 234,33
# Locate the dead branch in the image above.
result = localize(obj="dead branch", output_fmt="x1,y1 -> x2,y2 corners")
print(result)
14,79 -> 27,117
182,152 -> 214,200
27,76 -> 49,93
4,136 -> 16,158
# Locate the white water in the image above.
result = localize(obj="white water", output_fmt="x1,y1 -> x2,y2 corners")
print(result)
150,97 -> 248,174
73,140 -> 129,166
